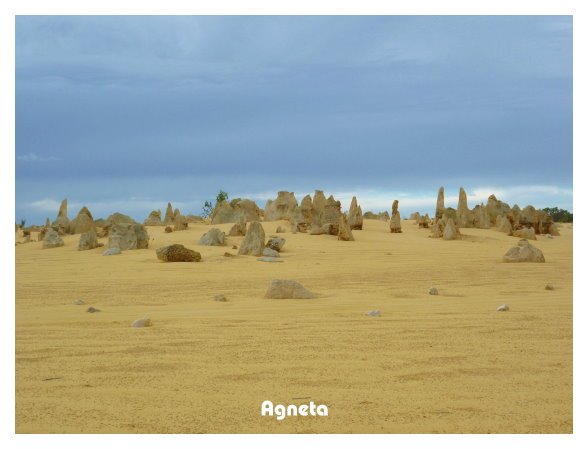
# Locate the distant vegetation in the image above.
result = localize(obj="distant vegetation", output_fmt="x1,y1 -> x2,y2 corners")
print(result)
20,218 -> 26,228
202,190 -> 229,218
543,207 -> 573,223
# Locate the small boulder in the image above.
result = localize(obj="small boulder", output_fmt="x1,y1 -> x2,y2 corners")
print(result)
264,279 -> 317,299
213,294 -> 227,302
275,226 -> 287,233
496,304 -> 510,312
262,248 -> 280,258
131,318 -> 153,328
513,227 -> 536,240
545,284 -> 555,291
503,239 -> 545,263
428,287 -> 438,295
73,299 -> 86,305
156,244 -> 201,262
78,229 -> 99,251
228,218 -> 247,236
164,226 -> 173,233
366,310 -> 381,317
198,228 -> 226,246
86,306 -> 100,313
266,237 -> 286,252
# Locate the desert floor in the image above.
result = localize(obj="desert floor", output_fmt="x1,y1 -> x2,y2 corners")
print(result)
15,219 -> 573,433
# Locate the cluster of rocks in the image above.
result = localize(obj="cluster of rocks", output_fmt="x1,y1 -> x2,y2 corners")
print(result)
144,202 -> 191,231
423,186 -> 559,241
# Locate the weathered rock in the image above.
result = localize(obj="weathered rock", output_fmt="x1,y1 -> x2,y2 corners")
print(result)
228,217 -> 247,236
299,195 -> 313,225
472,205 -> 491,229
428,287 -> 438,295
486,194 -> 512,225
262,248 -> 280,258
164,226 -> 173,233
275,226 -> 287,233
102,247 -> 121,256
363,211 -> 390,221
43,228 -> 64,249
238,221 -> 265,256
264,279 -> 317,299
131,318 -> 153,327
52,198 -> 70,233
211,199 -> 262,224
106,212 -> 138,225
503,239 -> 545,263
309,224 -> 325,235
323,195 -> 343,228
144,210 -> 163,226
78,229 -> 99,251
109,223 -> 149,250
389,200 -> 402,233
366,310 -> 382,317
457,187 -> 473,228
548,223 -> 560,236
435,187 -> 445,220
163,202 -> 174,225
496,304 -> 510,312
266,237 -> 286,252
173,213 -> 188,231
338,214 -> 355,241
156,244 -> 201,262
443,218 -> 461,240
497,216 -> 513,235
347,196 -> 363,230
311,190 -> 327,226
223,252 -> 234,257
186,214 -> 205,223
69,206 -> 95,234
73,299 -> 86,305
198,228 -> 226,246
86,306 -> 100,313
213,294 -> 227,302
418,214 -> 430,228
409,212 -> 421,221
321,223 -> 339,235
264,191 -> 299,222
545,284 -> 555,291
513,227 -> 536,240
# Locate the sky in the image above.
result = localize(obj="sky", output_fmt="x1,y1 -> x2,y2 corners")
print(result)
15,15 -> 572,224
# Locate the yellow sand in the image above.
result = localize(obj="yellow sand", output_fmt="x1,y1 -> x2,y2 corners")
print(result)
15,219 -> 573,433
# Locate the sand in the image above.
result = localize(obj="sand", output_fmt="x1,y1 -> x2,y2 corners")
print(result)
15,219 -> 573,433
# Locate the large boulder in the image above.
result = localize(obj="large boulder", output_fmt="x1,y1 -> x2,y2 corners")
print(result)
389,200 -> 402,233
78,229 -> 99,251
144,210 -> 163,226
228,217 -> 247,236
69,206 -> 95,234
338,214 -> 355,241
198,228 -> 226,246
266,236 -> 286,252
211,198 -> 262,224
43,228 -> 64,249
503,239 -> 545,263
156,244 -> 201,262
108,223 -> 149,250
347,196 -> 363,230
264,191 -> 299,222
52,198 -> 70,234
264,279 -> 317,299
238,221 -> 265,256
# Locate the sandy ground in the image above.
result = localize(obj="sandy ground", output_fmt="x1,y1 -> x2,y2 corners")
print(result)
15,219 -> 572,433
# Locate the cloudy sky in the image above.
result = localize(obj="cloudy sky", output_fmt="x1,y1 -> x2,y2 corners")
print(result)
15,15 -> 572,223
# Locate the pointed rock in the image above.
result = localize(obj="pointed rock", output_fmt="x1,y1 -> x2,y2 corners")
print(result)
338,214 -> 355,241
348,196 -> 363,230
435,187 -> 445,219
163,202 -> 174,225
503,239 -> 545,263
389,200 -> 402,233
238,221 -> 265,256
69,206 -> 95,234
443,218 -> 461,240
144,210 -> 163,226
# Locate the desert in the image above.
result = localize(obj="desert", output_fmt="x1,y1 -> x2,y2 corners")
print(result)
15,189 -> 572,433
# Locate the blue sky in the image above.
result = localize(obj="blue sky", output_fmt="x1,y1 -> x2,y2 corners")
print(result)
15,16 -> 572,223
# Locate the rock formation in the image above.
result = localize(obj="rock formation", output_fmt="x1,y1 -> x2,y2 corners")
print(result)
43,228 -> 64,249
108,222 -> 149,250
264,191 -> 299,222
512,227 -> 536,240
456,187 -> 473,228
347,196 -> 363,230
299,195 -> 313,225
338,214 -> 355,241
228,217 -> 247,236
173,213 -> 188,231
435,187 -> 445,220
363,211 -> 390,221
264,279 -> 317,299
311,190 -> 327,226
503,239 -> 545,263
472,205 -> 491,229
78,229 -> 99,251
156,244 -> 201,262
69,206 -> 95,234
211,199 -> 262,224
497,216 -> 513,235
52,198 -> 70,234
443,218 -> 461,240
389,200 -> 402,233
262,248 -> 280,258
198,228 -> 226,246
144,210 -> 163,226
238,221 -> 265,256
163,203 -> 174,225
